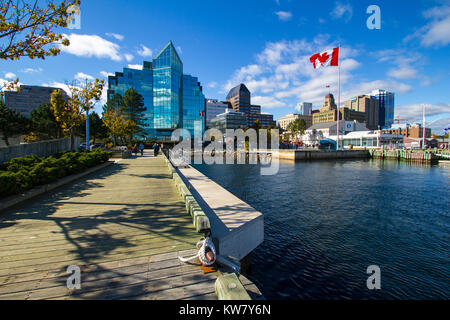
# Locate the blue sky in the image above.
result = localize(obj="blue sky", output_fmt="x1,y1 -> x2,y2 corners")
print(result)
1,0 -> 449,133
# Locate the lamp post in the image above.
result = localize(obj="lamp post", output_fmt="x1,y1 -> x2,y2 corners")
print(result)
422,103 -> 426,149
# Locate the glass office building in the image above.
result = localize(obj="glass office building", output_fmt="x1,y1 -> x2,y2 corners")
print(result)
108,41 -> 205,140
371,90 -> 395,129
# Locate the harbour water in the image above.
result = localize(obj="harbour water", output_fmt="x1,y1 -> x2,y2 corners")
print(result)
194,159 -> 450,299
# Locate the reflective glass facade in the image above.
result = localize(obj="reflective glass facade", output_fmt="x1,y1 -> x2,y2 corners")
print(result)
182,74 -> 205,134
372,90 -> 395,129
107,41 -> 205,140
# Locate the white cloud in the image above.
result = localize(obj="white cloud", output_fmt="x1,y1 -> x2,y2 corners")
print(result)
252,96 -> 287,109
42,82 -> 73,95
4,72 -> 17,80
208,81 -> 218,89
177,46 -> 183,54
372,49 -> 422,81
21,67 -> 43,74
137,45 -> 153,57
395,103 -> 450,120
61,34 -> 122,61
74,72 -> 94,82
222,37 -> 412,112
128,64 -> 143,70
331,2 -> 353,22
0,78 -> 22,92
105,33 -> 124,41
100,71 -> 114,78
388,66 -> 417,80
275,11 -> 292,21
405,5 -> 450,47
124,53 -> 134,62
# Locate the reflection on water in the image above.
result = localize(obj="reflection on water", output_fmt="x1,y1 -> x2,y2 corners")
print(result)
194,160 -> 450,300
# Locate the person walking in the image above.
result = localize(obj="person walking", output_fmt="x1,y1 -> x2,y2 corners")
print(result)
153,143 -> 160,157
133,144 -> 139,156
139,142 -> 145,156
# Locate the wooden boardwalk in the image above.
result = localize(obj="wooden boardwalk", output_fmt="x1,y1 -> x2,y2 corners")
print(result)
0,152 -> 220,300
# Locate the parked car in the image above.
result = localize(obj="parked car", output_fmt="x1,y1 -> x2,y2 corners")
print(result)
91,143 -> 105,150
79,142 -> 105,151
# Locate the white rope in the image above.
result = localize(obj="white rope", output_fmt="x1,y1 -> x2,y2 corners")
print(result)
178,237 -> 216,266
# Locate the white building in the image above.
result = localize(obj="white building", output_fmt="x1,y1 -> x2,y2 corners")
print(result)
302,121 -> 369,147
329,131 -> 404,149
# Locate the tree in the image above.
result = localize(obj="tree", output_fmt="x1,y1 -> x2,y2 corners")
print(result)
103,93 -> 123,113
0,100 -> 30,146
0,0 -> 80,61
102,109 -> 135,146
27,103 -> 62,141
122,88 -> 146,139
77,111 -> 108,143
50,79 -> 104,150
0,0 -> 80,95
50,89 -> 84,150
251,119 -> 261,131
287,118 -> 307,141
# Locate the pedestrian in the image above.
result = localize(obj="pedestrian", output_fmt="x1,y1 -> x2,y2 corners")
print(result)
133,144 -> 139,156
153,143 -> 160,157
139,142 -> 145,156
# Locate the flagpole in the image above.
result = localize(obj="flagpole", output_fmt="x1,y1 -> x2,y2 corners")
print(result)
337,44 -> 341,150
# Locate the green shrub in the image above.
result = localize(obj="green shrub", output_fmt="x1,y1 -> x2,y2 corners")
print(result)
0,170 -> 33,197
0,150 -> 112,198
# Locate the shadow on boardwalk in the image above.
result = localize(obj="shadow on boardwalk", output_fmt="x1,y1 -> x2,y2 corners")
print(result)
0,156 -> 204,300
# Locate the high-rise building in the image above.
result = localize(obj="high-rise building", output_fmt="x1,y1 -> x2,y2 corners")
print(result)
313,94 -> 366,125
108,41 -> 205,140
2,85 -> 67,117
345,95 -> 380,130
295,102 -> 312,116
226,84 -> 251,114
210,109 -> 247,132
225,83 -> 275,127
371,89 -> 395,129
205,99 -> 231,128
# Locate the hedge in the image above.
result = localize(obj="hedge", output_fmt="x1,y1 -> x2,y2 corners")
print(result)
0,150 -> 113,198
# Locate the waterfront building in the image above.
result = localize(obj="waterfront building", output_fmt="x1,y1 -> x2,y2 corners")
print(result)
312,94 -> 366,125
210,109 -> 247,133
205,99 -> 231,128
344,95 -> 380,130
108,41 -> 205,140
295,102 -> 313,116
2,85 -> 66,117
226,83 -> 275,128
278,113 -> 313,131
383,123 -> 431,139
304,121 -> 368,139
371,89 -> 395,129
329,131 -> 404,149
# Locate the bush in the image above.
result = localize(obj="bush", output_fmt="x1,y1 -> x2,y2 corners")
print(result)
0,150 -> 113,198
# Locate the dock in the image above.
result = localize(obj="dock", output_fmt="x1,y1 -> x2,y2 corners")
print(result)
0,152 -> 259,300
369,149 -> 444,164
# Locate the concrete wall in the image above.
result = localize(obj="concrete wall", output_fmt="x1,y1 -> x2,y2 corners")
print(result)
0,135 -> 25,148
0,137 -> 80,164
274,150 -> 370,161
172,163 -> 264,261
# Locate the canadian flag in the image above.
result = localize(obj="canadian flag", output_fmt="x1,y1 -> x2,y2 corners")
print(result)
310,47 -> 339,69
